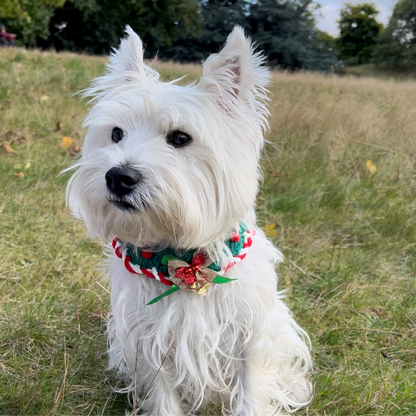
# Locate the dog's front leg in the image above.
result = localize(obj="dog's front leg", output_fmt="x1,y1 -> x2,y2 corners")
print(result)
138,371 -> 185,416
223,349 -> 271,416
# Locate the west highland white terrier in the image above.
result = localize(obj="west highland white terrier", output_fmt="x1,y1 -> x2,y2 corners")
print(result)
67,25 -> 312,415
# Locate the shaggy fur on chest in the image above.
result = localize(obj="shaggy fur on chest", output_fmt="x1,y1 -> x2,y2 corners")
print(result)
107,227 -> 311,415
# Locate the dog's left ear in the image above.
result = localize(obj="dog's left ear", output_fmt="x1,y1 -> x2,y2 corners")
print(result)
199,26 -> 270,118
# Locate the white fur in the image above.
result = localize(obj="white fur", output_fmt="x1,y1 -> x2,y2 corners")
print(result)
67,26 -> 312,415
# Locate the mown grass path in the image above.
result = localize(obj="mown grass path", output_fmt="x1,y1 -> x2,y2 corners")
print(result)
1,48 -> 415,415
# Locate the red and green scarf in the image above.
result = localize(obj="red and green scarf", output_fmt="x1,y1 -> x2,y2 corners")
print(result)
112,224 -> 254,305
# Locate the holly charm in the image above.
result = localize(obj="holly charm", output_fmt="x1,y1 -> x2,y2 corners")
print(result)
146,252 -> 236,305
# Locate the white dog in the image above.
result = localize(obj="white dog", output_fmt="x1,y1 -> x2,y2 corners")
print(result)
67,26 -> 311,415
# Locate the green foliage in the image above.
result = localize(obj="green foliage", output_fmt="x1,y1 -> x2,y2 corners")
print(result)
159,0 -> 246,62
197,0 -> 247,53
317,31 -> 337,54
0,0 -> 66,45
373,0 -> 416,69
162,0 -> 337,71
336,2 -> 383,65
50,0 -> 201,55
247,0 -> 336,70
1,0 -> 337,71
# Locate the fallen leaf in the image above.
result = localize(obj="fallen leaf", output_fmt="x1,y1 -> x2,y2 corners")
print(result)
53,121 -> 61,132
62,85 -> 69,91
40,95 -> 49,102
61,136 -> 73,148
1,141 -> 16,153
68,145 -> 82,156
24,162 -> 31,169
272,170 -> 283,178
366,160 -> 377,176
15,172 -> 24,179
264,223 -> 278,238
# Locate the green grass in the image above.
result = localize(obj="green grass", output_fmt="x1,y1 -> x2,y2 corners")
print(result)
1,48 -> 415,415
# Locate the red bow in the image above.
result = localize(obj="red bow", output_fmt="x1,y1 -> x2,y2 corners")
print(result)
175,253 -> 205,285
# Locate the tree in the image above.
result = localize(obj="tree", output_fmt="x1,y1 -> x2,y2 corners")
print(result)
49,0 -> 201,55
247,0 -> 336,71
336,2 -> 383,65
317,31 -> 337,55
161,0 -> 336,70
0,0 -> 66,45
373,0 -> 416,69
159,0 -> 246,62
1,0 -> 337,71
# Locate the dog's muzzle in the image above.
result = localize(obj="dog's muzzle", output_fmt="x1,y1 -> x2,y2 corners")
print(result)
105,166 -> 142,198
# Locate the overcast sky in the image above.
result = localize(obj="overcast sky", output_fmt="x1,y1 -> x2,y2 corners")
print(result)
315,0 -> 396,36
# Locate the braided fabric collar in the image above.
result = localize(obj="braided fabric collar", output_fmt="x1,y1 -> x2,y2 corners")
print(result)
112,224 -> 254,304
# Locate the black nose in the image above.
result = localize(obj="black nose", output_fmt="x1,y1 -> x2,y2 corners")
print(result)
105,166 -> 142,198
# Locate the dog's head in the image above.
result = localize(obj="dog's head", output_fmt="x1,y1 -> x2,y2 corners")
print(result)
67,26 -> 270,249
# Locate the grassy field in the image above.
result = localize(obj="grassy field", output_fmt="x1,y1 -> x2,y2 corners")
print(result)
339,63 -> 416,80
0,47 -> 415,415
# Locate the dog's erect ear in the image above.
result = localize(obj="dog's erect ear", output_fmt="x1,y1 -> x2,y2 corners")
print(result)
199,26 -> 270,118
86,26 -> 159,100
108,25 -> 146,78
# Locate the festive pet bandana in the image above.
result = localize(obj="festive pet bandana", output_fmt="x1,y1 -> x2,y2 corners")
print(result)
112,224 -> 254,304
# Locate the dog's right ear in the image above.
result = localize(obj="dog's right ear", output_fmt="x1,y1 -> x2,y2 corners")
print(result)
108,25 -> 146,79
86,26 -> 159,100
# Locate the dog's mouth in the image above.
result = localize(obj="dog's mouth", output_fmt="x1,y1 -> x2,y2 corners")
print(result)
108,199 -> 139,212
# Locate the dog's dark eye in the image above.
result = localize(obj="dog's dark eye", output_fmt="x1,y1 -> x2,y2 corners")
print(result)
112,127 -> 124,143
167,130 -> 192,148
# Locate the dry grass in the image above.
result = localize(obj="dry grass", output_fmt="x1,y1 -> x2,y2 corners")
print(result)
0,48 -> 415,415
261,69 -> 416,416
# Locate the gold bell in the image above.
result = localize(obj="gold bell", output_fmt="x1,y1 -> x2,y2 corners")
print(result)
186,282 -> 199,292
198,283 -> 212,295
